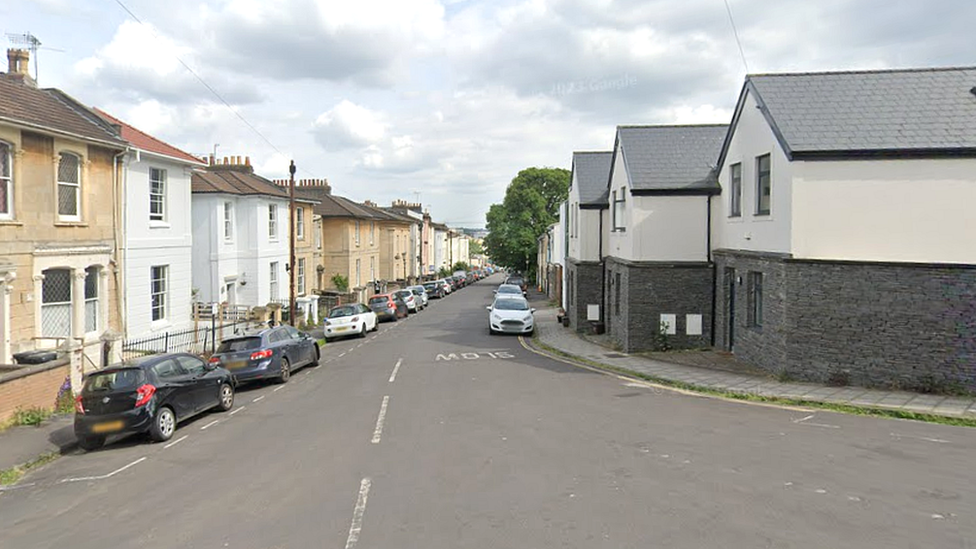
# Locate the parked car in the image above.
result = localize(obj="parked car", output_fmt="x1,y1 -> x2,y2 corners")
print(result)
494,283 -> 526,298
369,293 -> 408,321
74,353 -> 236,449
408,285 -> 429,307
435,279 -> 452,295
209,325 -> 320,385
505,275 -> 527,293
423,281 -> 445,298
395,289 -> 420,312
324,303 -> 377,341
486,297 -> 536,335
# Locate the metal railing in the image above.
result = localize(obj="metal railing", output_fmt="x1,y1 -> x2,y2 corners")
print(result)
121,319 -> 252,361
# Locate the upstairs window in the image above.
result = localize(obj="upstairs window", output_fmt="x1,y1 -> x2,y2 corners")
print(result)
355,220 -> 361,247
223,202 -> 233,241
613,188 -> 626,231
0,141 -> 12,219
296,207 -> 305,239
729,163 -> 742,217
149,167 -> 166,221
268,204 -> 278,239
57,152 -> 81,221
756,154 -> 771,215
85,266 -> 99,332
314,222 -> 321,249
370,221 -> 375,245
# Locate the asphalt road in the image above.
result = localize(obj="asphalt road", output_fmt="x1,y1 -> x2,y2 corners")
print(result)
1,273 -> 974,549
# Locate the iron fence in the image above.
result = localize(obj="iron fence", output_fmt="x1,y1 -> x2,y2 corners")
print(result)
121,319 -> 252,361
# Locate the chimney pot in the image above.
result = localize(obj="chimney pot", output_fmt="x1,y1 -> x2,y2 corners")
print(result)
245,156 -> 251,166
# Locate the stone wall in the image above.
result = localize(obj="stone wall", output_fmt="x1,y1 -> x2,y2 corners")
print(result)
606,257 -> 713,352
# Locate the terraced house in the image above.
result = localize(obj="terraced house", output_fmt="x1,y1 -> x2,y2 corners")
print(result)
0,49 -> 127,389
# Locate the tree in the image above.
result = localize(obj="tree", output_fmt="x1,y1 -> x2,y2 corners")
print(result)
451,262 -> 470,272
469,240 -> 484,256
484,167 -> 569,278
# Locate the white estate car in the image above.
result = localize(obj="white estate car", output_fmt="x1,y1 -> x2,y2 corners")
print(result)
486,297 -> 535,335
324,303 -> 378,341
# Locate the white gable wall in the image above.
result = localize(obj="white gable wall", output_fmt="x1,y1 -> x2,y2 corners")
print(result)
713,89 -> 793,254
606,140 -> 632,259
628,195 -> 710,261
793,158 -> 976,263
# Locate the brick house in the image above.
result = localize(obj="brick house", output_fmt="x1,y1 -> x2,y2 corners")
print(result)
711,67 -> 976,390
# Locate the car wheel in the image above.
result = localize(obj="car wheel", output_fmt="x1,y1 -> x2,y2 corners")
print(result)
78,435 -> 105,451
359,324 -> 367,338
216,383 -> 234,412
278,358 -> 291,383
488,326 -> 496,335
313,345 -> 321,362
150,406 -> 176,442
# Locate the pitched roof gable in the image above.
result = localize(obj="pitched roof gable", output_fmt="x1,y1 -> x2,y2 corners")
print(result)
614,125 -> 727,194
571,151 -> 612,206
94,109 -> 205,165
730,66 -> 976,162
0,76 -> 126,148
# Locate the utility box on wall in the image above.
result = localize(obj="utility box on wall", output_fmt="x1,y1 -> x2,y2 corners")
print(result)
586,304 -> 600,321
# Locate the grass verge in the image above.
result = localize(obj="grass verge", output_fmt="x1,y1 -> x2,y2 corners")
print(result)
529,339 -> 976,428
0,451 -> 60,487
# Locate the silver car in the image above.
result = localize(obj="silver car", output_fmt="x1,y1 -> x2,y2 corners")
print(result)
407,285 -> 429,308
486,297 -> 535,335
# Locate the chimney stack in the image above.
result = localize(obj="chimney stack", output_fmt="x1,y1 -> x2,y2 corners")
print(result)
5,49 -> 35,87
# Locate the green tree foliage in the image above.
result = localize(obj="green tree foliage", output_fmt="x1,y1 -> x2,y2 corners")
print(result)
451,262 -> 470,272
469,240 -> 484,256
484,167 -> 570,277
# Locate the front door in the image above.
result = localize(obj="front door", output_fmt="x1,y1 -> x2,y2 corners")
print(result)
225,282 -> 236,305
725,267 -> 736,351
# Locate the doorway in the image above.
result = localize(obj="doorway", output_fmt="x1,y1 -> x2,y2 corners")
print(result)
724,267 -> 735,351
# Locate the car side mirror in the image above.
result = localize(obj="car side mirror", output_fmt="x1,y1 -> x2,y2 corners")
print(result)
530,308 -> 536,313
492,290 -> 497,294
486,306 -> 492,311
205,362 -> 217,371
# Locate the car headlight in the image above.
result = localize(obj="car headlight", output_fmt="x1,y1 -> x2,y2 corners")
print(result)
523,314 -> 533,322
491,313 -> 502,321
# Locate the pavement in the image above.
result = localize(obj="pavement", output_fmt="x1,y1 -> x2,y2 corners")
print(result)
527,302 -> 976,420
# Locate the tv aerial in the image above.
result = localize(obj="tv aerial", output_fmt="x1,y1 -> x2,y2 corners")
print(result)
5,32 -> 64,84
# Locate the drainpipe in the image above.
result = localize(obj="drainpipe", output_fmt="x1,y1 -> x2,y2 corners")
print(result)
113,148 -> 130,338
599,209 -> 605,329
707,194 -> 716,348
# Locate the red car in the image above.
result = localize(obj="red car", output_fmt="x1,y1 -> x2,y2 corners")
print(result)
368,293 -> 408,322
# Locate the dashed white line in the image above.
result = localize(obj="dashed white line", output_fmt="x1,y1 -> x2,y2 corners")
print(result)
164,435 -> 188,448
793,414 -> 815,424
229,406 -> 246,415
274,385 -> 286,392
371,396 -> 390,444
339,353 -> 346,358
60,457 -> 147,483
389,358 -> 403,383
253,395 -> 265,403
891,432 -> 951,444
200,419 -> 220,430
344,478 -> 372,549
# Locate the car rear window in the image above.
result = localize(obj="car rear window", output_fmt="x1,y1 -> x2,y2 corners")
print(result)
369,297 -> 389,305
83,368 -> 146,394
217,337 -> 262,353
330,306 -> 357,318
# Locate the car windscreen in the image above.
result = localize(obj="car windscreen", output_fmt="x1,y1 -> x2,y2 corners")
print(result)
494,300 -> 529,311
83,368 -> 146,393
217,337 -> 262,353
330,306 -> 357,318
396,291 -> 411,298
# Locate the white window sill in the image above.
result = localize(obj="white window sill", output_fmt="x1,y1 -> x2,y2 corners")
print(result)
149,220 -> 171,229
151,319 -> 171,331
55,221 -> 88,227
0,219 -> 23,226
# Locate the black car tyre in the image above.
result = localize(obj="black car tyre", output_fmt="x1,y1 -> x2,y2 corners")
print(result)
278,357 -> 291,384
359,324 -> 367,338
150,406 -> 176,442
314,344 -> 321,362
78,435 -> 105,451
216,383 -> 234,412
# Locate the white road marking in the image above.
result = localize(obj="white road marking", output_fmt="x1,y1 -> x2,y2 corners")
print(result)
371,396 -> 390,444
200,420 -> 220,430
891,432 -> 951,444
164,435 -> 188,448
339,353 -> 346,358
253,395 -> 265,403
345,478 -> 372,549
60,457 -> 147,483
389,358 -> 403,383
273,385 -> 285,392
793,414 -> 815,423
803,422 -> 841,429
815,489 -> 828,494
0,482 -> 36,492
230,406 -> 246,415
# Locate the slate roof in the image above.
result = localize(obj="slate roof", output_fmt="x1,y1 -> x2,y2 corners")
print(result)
571,151 -> 612,205
0,76 -> 126,148
192,167 -> 291,199
615,125 -> 728,193
296,189 -> 385,219
744,66 -> 976,157
95,109 -> 204,165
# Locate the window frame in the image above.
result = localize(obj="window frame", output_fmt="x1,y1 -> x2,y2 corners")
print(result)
151,265 -> 168,322
270,261 -> 279,299
223,202 -> 234,241
149,167 -> 166,222
612,188 -> 626,231
0,140 -> 12,219
755,154 -> 771,216
268,204 -> 278,240
355,220 -> 361,247
41,268 -> 72,338
729,162 -> 742,217
297,258 -> 306,295
84,266 -> 99,333
57,152 -> 81,221
296,207 -> 305,240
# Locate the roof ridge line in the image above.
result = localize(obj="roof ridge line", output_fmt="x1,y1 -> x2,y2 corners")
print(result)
748,65 -> 976,78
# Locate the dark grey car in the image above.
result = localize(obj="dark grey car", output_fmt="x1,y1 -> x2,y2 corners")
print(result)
209,325 -> 320,384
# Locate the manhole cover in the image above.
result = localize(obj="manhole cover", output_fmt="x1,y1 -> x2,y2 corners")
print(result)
605,353 -> 626,358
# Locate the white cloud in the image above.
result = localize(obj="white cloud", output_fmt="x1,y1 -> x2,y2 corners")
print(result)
313,100 -> 388,149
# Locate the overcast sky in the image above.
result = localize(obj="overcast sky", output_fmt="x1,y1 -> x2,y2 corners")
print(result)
5,0 -> 972,227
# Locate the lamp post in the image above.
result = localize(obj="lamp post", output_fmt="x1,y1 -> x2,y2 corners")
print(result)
288,160 -> 297,326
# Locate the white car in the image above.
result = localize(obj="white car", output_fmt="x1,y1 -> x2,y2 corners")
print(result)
324,303 -> 377,341
408,285 -> 429,307
493,283 -> 525,299
486,297 -> 535,335
395,289 -> 420,312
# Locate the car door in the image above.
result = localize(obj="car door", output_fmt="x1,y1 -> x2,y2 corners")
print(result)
150,358 -> 197,420
175,355 -> 221,413
281,325 -> 309,366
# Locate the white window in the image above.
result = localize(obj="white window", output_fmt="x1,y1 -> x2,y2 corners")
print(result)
0,141 -> 12,219
613,189 -> 626,231
355,220 -> 361,247
370,256 -> 375,281
355,258 -> 361,287
297,258 -> 306,295
296,207 -> 305,240
57,152 -> 81,221
269,204 -> 278,239
223,202 -> 233,241
370,221 -> 375,245
756,154 -> 771,216
729,163 -> 742,217
151,265 -> 168,322
315,221 -> 321,249
84,266 -> 99,332
149,167 -> 166,221
270,262 -> 279,299
41,268 -> 72,337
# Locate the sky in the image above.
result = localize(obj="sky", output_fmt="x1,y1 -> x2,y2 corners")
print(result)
4,0 -> 973,228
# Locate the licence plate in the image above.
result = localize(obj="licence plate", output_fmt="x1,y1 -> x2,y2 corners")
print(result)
334,326 -> 349,332
226,360 -> 247,370
92,420 -> 124,434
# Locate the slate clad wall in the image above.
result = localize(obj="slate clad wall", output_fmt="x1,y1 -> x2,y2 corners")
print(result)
566,259 -> 603,332
605,257 -> 713,353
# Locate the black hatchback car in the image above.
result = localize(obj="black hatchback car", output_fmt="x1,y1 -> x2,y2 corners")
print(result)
74,353 -> 235,450
209,325 -> 320,384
